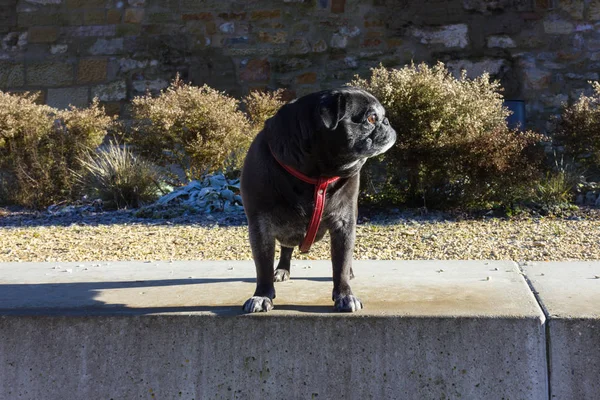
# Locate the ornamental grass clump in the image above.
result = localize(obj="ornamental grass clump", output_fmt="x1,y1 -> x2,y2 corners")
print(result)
0,92 -> 112,208
350,63 -> 545,210
554,81 -> 600,179
76,142 -> 166,210
130,77 -> 252,183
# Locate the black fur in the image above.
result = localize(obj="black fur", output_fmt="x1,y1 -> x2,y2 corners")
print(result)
241,88 -> 396,313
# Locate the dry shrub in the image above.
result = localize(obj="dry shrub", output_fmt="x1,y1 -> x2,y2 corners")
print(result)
0,92 -> 112,208
243,89 -> 287,133
130,76 -> 251,182
76,142 -> 165,209
554,81 -> 600,178
350,63 -> 545,210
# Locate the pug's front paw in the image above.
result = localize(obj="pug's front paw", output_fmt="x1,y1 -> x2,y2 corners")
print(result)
273,269 -> 290,282
334,294 -> 363,312
242,296 -> 274,313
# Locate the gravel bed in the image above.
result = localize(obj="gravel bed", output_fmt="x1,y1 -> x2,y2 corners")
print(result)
1,207 -> 599,263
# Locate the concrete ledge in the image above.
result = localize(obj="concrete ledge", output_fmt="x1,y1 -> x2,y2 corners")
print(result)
522,261 -> 600,400
0,260 -> 548,399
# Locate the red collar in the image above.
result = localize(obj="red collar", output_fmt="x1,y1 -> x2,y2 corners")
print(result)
270,146 -> 340,253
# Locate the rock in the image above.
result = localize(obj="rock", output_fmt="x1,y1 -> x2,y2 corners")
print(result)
50,44 -> 68,55
585,191 -> 597,205
219,22 -> 235,34
289,38 -> 311,54
487,35 -> 516,48
412,24 -> 469,48
88,38 -> 124,55
463,0 -> 510,13
92,80 -> 127,101
543,17 -> 574,35
330,34 -> 347,49
132,78 -> 169,93
446,58 -> 507,78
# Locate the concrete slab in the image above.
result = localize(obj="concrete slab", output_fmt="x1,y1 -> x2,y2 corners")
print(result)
0,260 -> 548,399
522,261 -> 600,400
0,260 -> 541,317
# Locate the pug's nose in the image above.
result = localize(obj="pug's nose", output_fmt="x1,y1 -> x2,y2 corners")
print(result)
383,118 -> 389,126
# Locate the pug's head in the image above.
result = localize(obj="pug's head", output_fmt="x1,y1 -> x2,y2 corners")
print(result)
267,87 -> 396,177
319,88 -> 396,156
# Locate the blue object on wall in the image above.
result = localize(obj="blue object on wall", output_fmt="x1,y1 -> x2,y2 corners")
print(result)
504,100 -> 526,131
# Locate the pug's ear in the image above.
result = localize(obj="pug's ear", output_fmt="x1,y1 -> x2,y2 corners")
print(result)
319,92 -> 347,130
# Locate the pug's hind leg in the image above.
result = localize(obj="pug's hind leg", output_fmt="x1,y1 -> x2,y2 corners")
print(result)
274,246 -> 293,282
243,221 -> 276,313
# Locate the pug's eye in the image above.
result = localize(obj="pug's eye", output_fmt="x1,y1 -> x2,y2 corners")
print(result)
367,114 -> 377,124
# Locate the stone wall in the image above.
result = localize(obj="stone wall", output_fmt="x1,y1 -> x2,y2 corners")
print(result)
0,0 -> 598,130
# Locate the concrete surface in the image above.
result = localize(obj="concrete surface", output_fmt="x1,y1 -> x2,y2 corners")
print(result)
522,261 -> 600,400
0,260 -> 548,400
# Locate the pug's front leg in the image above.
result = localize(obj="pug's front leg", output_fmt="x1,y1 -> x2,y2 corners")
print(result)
243,221 -> 276,313
330,214 -> 363,312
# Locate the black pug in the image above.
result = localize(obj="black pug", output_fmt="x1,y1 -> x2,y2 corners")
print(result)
240,87 -> 396,313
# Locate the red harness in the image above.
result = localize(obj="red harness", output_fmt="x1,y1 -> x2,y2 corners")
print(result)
270,148 -> 340,253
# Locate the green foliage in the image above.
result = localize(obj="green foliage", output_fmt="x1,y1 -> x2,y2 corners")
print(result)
76,142 -> 165,209
0,92 -> 113,208
554,81 -> 600,178
350,63 -> 546,210
130,76 -> 252,182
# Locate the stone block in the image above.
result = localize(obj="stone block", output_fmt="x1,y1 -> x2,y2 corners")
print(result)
312,39 -> 327,52
84,10 -> 106,25
62,25 -> 116,37
46,86 -> 89,109
296,71 -> 317,84
181,12 -> 213,21
27,62 -> 73,87
88,38 -> 123,55
446,58 -> 507,78
65,0 -> 105,8
116,24 -> 141,36
487,35 -> 516,48
288,37 -> 311,54
25,0 -> 62,4
544,17 -> 574,34
124,8 -> 144,24
463,0 -> 512,13
331,0 -> 345,13
27,26 -> 59,43
1,32 -> 28,52
77,58 -> 107,84
559,0 -> 584,19
50,44 -> 68,54
217,12 -> 246,20
239,59 -> 270,82
131,78 -> 168,94
330,33 -> 347,48
257,31 -> 286,44
412,24 -> 469,48
106,9 -> 122,24
92,80 -> 126,101
273,57 -> 312,73
589,0 -> 600,20
250,10 -> 281,20
18,12 -> 68,27
0,63 -> 25,88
